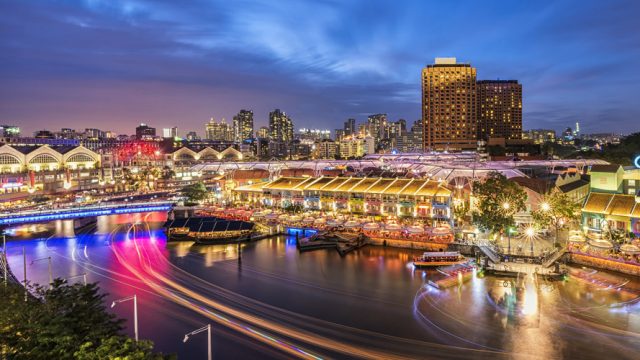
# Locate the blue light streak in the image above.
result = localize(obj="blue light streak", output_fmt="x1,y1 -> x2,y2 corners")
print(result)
0,202 -> 173,225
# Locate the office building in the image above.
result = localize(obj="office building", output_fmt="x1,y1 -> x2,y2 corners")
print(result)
205,117 -> 233,141
233,109 -> 254,142
523,129 -> 556,144
367,114 -> 388,143
256,126 -> 270,139
422,57 -> 477,151
135,123 -> 156,140
339,136 -> 375,158
477,80 -> 522,140
162,127 -> 178,139
344,118 -> 356,137
297,128 -> 331,141
269,109 -> 294,143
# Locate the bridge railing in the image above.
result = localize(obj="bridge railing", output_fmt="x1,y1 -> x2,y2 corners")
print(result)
0,201 -> 175,225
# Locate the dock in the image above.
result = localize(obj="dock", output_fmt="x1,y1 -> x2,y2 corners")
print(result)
297,231 -> 368,256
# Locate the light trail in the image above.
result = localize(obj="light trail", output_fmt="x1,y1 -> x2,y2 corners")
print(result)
115,223 -> 513,359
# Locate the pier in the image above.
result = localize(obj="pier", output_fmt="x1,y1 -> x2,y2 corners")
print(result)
296,231 -> 368,256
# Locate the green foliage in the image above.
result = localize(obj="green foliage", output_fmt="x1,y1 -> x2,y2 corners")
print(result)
75,336 -> 174,360
0,279 -> 170,360
471,172 -> 527,235
531,189 -> 581,246
565,132 -> 640,165
181,182 -> 209,203
531,190 -> 581,230
452,199 -> 470,225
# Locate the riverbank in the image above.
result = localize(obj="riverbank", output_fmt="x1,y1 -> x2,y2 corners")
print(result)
569,252 -> 640,277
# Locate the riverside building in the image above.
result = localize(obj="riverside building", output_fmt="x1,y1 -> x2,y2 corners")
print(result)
233,176 -> 453,221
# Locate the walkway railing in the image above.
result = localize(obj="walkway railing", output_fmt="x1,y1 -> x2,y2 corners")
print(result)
0,201 -> 174,226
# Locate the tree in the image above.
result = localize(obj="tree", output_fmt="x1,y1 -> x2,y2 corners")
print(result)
75,336 -> 173,360
0,279 -> 171,359
452,198 -> 470,228
471,172 -> 527,236
531,189 -> 581,247
181,182 -> 209,204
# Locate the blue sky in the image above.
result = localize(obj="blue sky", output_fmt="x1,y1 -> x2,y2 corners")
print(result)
1,0 -> 639,136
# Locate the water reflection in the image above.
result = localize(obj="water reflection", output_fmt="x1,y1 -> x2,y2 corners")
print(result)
5,214 -> 640,359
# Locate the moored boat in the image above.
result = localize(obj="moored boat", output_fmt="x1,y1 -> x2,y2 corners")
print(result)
165,216 -> 255,244
413,251 -> 466,267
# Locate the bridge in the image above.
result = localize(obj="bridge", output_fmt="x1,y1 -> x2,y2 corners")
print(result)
0,201 -> 174,226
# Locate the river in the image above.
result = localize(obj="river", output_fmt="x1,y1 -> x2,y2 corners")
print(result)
5,212 -> 640,359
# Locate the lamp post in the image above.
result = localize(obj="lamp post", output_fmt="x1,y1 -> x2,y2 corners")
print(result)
111,294 -> 138,341
183,324 -> 212,360
2,231 -> 6,286
502,202 -> 511,255
31,256 -> 53,289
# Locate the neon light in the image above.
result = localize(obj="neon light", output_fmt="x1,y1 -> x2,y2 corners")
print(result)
0,202 -> 173,225
634,155 -> 640,169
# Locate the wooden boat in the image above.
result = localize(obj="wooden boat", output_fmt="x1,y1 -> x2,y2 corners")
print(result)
413,251 -> 466,267
165,216 -> 255,244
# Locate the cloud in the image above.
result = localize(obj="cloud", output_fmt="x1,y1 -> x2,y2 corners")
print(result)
0,0 -> 639,135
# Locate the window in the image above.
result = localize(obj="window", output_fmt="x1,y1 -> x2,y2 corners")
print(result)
0,154 -> 20,165
29,154 -> 58,164
67,153 -> 95,163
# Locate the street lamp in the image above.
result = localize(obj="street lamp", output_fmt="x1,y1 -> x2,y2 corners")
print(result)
2,231 -> 7,286
31,256 -> 53,289
183,324 -> 212,360
540,202 -> 551,212
524,226 -> 536,256
111,294 -> 138,341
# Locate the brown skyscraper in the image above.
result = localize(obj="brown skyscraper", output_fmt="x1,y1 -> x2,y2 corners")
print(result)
477,80 -> 522,140
422,58 -> 477,151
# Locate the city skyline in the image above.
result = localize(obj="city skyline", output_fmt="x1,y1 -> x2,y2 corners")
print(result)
1,1 -> 640,135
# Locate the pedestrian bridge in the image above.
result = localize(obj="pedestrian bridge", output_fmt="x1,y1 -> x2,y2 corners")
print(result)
0,201 -> 174,226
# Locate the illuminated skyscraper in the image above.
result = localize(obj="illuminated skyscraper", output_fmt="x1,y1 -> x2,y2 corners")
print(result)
367,113 -> 388,142
205,117 -> 233,141
233,109 -> 254,142
256,126 -> 270,139
422,57 -> 477,151
477,80 -> 522,140
269,109 -> 293,143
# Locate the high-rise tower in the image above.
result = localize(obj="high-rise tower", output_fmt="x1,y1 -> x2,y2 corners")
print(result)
477,80 -> 522,140
269,109 -> 293,143
233,109 -> 254,142
422,57 -> 477,151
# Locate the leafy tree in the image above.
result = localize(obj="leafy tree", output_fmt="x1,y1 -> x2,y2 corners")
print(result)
531,189 -> 581,247
75,336 -> 173,360
0,279 -> 171,359
452,198 -> 470,228
471,172 -> 527,236
181,182 -> 209,204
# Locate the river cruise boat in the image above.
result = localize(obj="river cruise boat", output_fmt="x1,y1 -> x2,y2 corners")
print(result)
413,251 -> 466,267
165,217 -> 255,244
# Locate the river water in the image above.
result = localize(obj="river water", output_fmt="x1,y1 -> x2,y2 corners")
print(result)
5,212 -> 640,359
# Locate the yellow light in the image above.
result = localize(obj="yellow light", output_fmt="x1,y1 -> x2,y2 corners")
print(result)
541,202 -> 550,211
502,202 -> 510,210
525,227 -> 535,237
